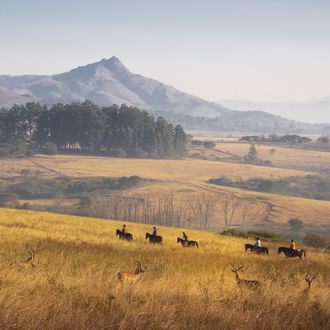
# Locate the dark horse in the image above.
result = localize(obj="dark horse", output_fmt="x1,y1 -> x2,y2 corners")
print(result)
245,244 -> 269,255
278,247 -> 306,259
145,232 -> 163,244
116,229 -> 133,241
177,237 -> 199,248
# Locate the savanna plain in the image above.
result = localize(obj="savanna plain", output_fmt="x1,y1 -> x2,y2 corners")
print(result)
0,208 -> 329,330
0,137 -> 330,329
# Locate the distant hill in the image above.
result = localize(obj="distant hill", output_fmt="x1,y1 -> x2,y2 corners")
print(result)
0,56 -> 328,133
219,98 -> 330,124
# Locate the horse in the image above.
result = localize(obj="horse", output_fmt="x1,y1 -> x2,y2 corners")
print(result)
245,244 -> 269,255
177,237 -> 199,248
278,247 -> 306,259
116,229 -> 133,241
145,232 -> 163,244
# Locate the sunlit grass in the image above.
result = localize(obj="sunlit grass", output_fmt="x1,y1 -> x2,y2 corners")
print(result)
0,208 -> 329,329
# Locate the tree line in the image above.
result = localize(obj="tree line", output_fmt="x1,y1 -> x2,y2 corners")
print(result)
0,101 -> 187,158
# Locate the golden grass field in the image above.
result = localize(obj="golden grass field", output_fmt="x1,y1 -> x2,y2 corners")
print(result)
0,154 -> 310,181
1,153 -> 330,226
0,208 -> 329,330
212,142 -> 330,171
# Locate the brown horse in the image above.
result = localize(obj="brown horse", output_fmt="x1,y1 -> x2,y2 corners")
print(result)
145,232 -> 163,244
177,237 -> 199,248
278,247 -> 306,259
245,244 -> 269,255
116,229 -> 133,241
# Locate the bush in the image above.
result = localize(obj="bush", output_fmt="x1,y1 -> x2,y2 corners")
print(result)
191,152 -> 202,159
288,218 -> 304,230
209,177 -> 234,187
40,143 -> 58,155
111,149 -> 127,158
263,160 -> 272,166
0,193 -> 18,205
220,229 -> 250,239
204,141 -> 216,149
303,233 -> 329,248
247,230 -> 283,241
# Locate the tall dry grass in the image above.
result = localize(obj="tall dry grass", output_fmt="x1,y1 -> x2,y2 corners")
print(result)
0,208 -> 329,329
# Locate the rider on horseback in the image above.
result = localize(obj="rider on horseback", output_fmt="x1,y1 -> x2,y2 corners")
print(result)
152,226 -> 157,240
182,232 -> 189,246
122,224 -> 127,234
290,239 -> 296,256
254,237 -> 261,253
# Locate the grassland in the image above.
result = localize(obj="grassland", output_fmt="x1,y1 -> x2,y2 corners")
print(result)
1,153 -> 330,228
0,208 -> 329,329
0,154 -> 311,182
212,142 -> 330,172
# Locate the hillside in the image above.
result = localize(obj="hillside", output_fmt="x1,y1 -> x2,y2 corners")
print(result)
219,97 -> 330,124
1,155 -> 330,227
0,57 -> 228,118
0,57 -> 326,133
0,208 -> 329,329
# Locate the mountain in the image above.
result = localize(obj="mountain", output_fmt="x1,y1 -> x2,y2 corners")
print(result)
218,98 -> 330,124
0,57 -> 328,133
0,56 -> 229,118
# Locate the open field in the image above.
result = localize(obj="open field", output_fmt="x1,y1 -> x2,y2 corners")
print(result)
0,154 -> 311,182
0,208 -> 329,329
212,142 -> 330,172
1,154 -> 330,229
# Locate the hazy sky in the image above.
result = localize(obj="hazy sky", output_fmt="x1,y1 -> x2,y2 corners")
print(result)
1,0 -> 330,102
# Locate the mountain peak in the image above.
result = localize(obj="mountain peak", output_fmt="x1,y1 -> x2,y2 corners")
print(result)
99,56 -> 128,73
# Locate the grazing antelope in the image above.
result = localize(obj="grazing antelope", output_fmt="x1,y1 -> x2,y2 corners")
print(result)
304,274 -> 315,296
231,264 -> 261,288
117,258 -> 145,282
10,245 -> 36,271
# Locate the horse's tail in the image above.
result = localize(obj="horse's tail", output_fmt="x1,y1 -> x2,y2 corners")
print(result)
245,244 -> 248,252
303,250 -> 306,258
196,242 -> 199,248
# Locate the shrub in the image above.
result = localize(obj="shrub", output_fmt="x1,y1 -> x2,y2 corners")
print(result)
191,152 -> 202,159
40,143 -> 58,155
303,233 -> 329,248
220,229 -> 249,239
111,149 -> 127,158
209,177 -> 234,187
247,230 -> 283,241
204,141 -> 216,149
263,160 -> 272,166
288,218 -> 304,230
0,193 -> 18,205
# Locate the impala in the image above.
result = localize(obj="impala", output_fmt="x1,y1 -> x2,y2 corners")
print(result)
304,274 -> 315,296
231,264 -> 261,288
10,245 -> 36,271
117,258 -> 145,282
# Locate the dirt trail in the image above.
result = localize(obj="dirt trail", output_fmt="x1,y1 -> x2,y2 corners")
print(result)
28,159 -> 63,176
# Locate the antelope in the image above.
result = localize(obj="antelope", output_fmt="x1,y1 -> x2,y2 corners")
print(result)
10,245 -> 36,271
304,274 -> 315,296
231,264 -> 261,288
117,258 -> 145,282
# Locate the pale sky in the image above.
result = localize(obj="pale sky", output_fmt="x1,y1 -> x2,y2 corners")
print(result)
1,0 -> 330,102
